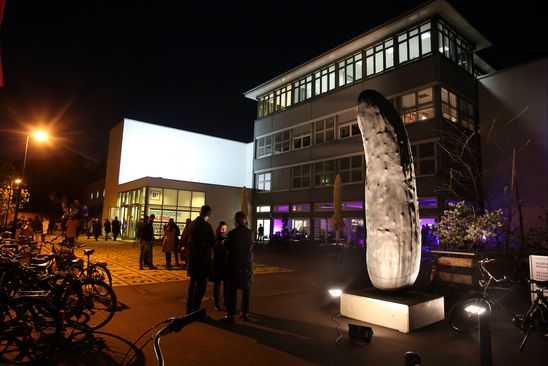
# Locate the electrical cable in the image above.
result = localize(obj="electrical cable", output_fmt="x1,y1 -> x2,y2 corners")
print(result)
332,312 -> 353,346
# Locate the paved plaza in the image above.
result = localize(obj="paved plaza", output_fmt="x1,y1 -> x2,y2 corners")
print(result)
30,236 -> 548,365
63,237 -> 293,287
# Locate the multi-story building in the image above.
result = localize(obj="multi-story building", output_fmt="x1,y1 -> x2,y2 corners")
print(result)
244,0 -> 494,245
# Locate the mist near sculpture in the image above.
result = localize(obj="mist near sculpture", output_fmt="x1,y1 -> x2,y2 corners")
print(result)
357,89 -> 421,291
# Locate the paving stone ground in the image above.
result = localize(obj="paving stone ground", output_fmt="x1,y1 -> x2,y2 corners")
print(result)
42,235 -> 293,287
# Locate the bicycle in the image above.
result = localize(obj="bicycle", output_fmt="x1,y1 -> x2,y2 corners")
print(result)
69,248 -> 112,287
0,269 -> 63,364
448,258 -> 548,351
120,308 -> 206,366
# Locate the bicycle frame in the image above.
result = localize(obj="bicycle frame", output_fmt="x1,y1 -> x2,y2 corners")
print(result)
153,308 -> 206,366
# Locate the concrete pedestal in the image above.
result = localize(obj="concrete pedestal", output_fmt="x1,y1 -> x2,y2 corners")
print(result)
340,288 -> 444,333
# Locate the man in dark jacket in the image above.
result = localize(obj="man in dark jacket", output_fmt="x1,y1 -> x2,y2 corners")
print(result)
111,216 -> 121,241
186,205 -> 216,314
220,211 -> 254,324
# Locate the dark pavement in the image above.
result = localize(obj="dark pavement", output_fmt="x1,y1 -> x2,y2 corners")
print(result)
37,242 -> 547,366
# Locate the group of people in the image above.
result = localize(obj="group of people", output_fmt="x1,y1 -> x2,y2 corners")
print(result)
86,217 -> 122,241
136,205 -> 254,323
185,205 -> 254,324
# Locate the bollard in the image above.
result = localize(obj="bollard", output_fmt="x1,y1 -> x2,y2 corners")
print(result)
404,351 -> 421,366
479,308 -> 492,366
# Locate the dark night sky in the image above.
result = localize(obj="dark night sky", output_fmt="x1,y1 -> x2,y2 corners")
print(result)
0,0 -> 546,164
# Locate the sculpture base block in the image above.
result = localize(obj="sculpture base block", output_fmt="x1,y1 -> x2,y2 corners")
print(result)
340,288 -> 444,333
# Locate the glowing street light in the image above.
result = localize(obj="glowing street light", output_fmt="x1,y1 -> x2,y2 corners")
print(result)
11,130 -> 49,238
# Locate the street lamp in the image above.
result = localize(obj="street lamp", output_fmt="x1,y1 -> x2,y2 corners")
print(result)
11,131 -> 48,238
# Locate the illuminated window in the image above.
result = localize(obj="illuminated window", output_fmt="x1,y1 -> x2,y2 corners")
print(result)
419,197 -> 438,207
338,52 -> 363,87
191,191 -> 205,208
256,172 -> 271,192
339,121 -> 360,139
273,204 -> 289,213
314,160 -> 335,186
342,201 -> 364,210
396,87 -> 434,124
293,75 -> 313,103
292,165 -> 310,189
437,20 -> 473,73
314,64 -> 336,96
314,202 -> 334,211
275,84 -> 293,112
103,189 -> 105,197
315,117 -> 336,144
398,22 -> 431,63
365,38 -> 394,76
256,205 -> 270,213
90,193 -> 94,199
441,87 -> 458,123
292,204 -> 311,212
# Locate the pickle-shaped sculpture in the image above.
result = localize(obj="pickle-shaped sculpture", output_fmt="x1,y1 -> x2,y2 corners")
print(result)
357,89 -> 421,290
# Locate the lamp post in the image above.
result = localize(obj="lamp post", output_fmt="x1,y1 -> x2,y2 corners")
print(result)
11,131 -> 48,238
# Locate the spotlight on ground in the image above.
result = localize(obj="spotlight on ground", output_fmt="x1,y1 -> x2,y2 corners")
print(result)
329,289 -> 343,297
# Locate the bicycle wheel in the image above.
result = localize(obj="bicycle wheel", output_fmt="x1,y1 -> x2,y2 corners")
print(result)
448,297 -> 488,333
0,296 -> 62,364
88,263 -> 113,288
65,278 -> 117,331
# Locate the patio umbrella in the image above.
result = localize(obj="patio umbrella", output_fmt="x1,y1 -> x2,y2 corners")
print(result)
332,174 -> 344,244
240,186 -> 249,217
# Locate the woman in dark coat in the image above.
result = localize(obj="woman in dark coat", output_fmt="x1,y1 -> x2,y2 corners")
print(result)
220,211 -> 254,323
211,221 -> 228,310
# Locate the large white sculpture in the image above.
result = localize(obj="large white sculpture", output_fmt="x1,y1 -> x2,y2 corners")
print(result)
357,90 -> 421,290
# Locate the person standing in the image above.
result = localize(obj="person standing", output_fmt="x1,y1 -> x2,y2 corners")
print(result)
111,216 -> 121,241
140,214 -> 157,269
179,218 -> 192,268
41,217 -> 49,243
257,223 -> 264,243
162,218 -> 178,269
103,218 -> 111,241
220,211 -> 254,324
64,214 -> 79,246
92,218 -> 101,241
186,205 -> 215,314
212,221 -> 229,311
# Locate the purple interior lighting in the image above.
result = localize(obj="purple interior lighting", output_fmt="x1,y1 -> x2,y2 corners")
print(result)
344,201 -> 364,209
272,219 -> 283,234
420,218 -> 436,226
274,205 -> 289,212
320,203 -> 334,209
419,198 -> 437,207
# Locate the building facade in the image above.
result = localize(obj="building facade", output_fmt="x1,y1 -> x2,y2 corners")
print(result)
244,0 -> 493,245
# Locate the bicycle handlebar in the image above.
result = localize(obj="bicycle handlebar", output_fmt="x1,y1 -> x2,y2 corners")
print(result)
153,308 -> 206,366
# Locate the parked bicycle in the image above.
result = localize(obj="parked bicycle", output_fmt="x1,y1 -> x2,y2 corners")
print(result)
448,258 -> 548,351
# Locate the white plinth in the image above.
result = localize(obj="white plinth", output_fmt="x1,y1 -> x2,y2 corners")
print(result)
340,288 -> 444,333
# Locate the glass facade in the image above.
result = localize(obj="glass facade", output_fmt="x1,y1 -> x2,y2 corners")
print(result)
116,187 -> 205,238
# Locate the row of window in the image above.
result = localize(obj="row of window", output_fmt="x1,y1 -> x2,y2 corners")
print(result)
256,142 -> 437,192
255,196 -> 442,214
117,187 -> 206,210
90,189 -> 105,200
256,86 -> 475,159
258,19 -> 473,118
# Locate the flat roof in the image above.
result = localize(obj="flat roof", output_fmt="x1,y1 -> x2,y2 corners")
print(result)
244,0 -> 491,100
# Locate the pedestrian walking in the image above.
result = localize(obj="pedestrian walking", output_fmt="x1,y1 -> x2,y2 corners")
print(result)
103,218 -> 111,241
64,214 -> 79,245
220,211 -> 254,324
186,205 -> 215,314
93,218 -> 102,240
179,218 -> 191,268
112,216 -> 121,241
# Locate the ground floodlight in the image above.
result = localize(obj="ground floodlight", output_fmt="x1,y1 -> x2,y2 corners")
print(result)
329,289 -> 343,297
348,323 -> 373,346
465,304 -> 487,315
